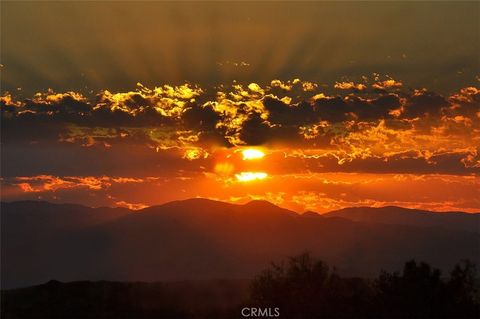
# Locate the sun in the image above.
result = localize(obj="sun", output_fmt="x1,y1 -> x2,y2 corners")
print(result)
235,172 -> 268,182
242,149 -> 265,160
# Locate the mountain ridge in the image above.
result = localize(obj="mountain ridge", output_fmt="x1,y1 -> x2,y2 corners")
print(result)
2,198 -> 478,216
3,199 -> 478,233
324,205 -> 480,216
2,198 -> 479,289
323,205 -> 480,233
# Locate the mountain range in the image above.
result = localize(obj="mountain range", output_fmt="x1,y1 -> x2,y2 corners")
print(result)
323,205 -> 480,233
1,199 -> 479,289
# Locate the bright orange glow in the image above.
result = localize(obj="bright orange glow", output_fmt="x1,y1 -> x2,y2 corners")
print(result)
214,162 -> 235,175
235,172 -> 268,182
242,149 -> 265,160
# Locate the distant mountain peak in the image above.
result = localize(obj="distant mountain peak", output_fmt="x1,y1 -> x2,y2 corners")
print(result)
243,200 -> 298,217
302,211 -> 322,218
140,197 -> 239,215
244,200 -> 279,209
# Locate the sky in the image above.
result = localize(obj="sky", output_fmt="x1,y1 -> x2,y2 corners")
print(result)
1,1 -> 479,213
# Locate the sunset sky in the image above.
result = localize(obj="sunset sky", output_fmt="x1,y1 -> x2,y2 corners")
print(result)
1,1 -> 479,213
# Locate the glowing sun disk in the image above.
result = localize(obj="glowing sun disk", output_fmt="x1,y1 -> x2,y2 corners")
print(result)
235,172 -> 268,182
242,149 -> 265,160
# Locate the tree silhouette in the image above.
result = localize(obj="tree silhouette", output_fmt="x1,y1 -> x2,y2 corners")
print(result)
249,253 -> 373,318
446,260 -> 479,317
375,260 -> 445,317
248,254 -> 479,319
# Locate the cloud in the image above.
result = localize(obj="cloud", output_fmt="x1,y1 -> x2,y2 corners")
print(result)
10,175 -> 148,193
400,89 -> 449,118
1,79 -> 479,177
113,200 -> 148,210
334,81 -> 367,91
372,79 -> 403,91
263,96 -> 317,126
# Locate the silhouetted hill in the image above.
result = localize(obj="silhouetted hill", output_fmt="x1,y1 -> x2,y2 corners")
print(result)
2,199 -> 479,289
1,279 -> 249,319
1,201 -> 131,230
323,206 -> 480,233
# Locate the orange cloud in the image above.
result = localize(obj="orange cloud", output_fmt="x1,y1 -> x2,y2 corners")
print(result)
372,79 -> 403,90
14,175 -> 149,193
114,200 -> 148,210
334,81 -> 366,91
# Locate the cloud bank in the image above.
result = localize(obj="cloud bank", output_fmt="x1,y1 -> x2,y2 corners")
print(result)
2,79 -> 479,173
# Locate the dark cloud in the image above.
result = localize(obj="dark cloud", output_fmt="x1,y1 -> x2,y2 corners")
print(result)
346,94 -> 401,120
402,90 -> 449,118
182,104 -> 221,131
263,97 -> 317,126
314,96 -> 350,122
239,113 -> 271,146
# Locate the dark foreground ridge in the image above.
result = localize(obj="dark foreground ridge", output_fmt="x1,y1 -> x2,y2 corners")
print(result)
2,255 -> 479,319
